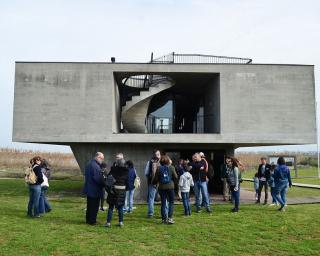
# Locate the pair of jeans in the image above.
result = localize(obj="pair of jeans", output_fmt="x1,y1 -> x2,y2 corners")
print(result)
230,186 -> 240,209
39,186 -> 51,214
181,192 -> 191,215
86,196 -> 100,224
270,186 -> 278,204
159,189 -> 174,220
100,190 -> 105,209
257,180 -> 268,202
274,181 -> 288,207
27,184 -> 41,216
124,189 -> 135,212
147,184 -> 157,216
194,181 -> 210,209
107,204 -> 124,223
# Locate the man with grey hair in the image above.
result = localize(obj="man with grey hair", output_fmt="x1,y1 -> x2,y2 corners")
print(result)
83,152 -> 105,225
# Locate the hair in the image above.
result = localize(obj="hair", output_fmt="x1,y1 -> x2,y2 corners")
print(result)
32,156 -> 42,164
152,149 -> 161,158
254,172 -> 258,177
229,157 -> 239,168
100,162 -> 107,169
126,160 -> 134,169
160,154 -> 171,166
225,155 -> 232,160
261,157 -> 267,160
95,152 -> 103,158
41,159 -> 49,168
116,153 -> 124,158
277,157 -> 286,165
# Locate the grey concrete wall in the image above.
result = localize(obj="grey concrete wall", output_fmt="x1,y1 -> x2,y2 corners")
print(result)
13,62 -> 114,142
204,75 -> 220,133
13,62 -> 316,146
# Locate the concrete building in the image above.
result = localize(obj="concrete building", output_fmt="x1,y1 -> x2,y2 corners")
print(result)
13,53 -> 317,200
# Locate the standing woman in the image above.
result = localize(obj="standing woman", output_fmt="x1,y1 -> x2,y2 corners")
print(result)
274,157 -> 292,211
27,156 -> 44,218
105,158 -> 129,228
226,157 -> 241,213
152,155 -> 178,224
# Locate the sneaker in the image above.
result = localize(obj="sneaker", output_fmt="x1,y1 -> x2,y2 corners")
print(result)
118,222 -> 124,228
104,222 -> 111,228
167,218 -> 175,224
33,215 -> 41,218
100,208 -> 105,212
269,203 -> 276,206
231,208 -> 239,213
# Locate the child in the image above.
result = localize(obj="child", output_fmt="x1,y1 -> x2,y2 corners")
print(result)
179,160 -> 194,216
253,172 -> 259,201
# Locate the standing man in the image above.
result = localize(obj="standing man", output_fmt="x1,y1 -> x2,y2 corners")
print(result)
220,156 -> 231,201
83,152 -> 105,225
189,153 -> 212,213
145,149 -> 161,218
256,157 -> 271,204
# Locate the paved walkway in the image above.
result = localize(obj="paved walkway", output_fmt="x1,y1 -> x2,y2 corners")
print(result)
243,178 -> 320,189
137,189 -> 320,205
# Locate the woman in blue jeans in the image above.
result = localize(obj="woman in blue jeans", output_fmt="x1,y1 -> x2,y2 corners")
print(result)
27,156 -> 44,218
274,157 -> 292,211
226,157 -> 241,213
152,154 -> 178,224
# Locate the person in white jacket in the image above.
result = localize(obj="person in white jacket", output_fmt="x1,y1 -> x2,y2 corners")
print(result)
179,163 -> 194,216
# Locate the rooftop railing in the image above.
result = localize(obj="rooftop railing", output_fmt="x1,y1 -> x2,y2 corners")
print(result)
151,52 -> 252,64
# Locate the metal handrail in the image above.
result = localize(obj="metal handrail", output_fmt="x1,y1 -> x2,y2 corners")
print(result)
122,74 -> 173,89
151,52 -> 252,64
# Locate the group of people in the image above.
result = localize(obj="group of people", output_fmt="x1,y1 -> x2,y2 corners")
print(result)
253,157 -> 292,211
83,149 -> 246,228
25,151 -> 292,226
83,152 -> 139,227
25,156 -> 52,218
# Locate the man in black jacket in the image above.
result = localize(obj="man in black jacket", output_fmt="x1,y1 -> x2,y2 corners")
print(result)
256,157 -> 271,204
189,153 -> 212,213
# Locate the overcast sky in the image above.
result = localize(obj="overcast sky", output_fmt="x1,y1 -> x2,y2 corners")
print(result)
0,0 -> 319,153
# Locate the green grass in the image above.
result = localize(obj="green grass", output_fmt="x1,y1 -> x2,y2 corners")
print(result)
0,179 -> 320,255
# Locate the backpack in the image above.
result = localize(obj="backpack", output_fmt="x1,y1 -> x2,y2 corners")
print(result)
159,165 -> 171,185
25,166 -> 37,184
105,174 -> 116,194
